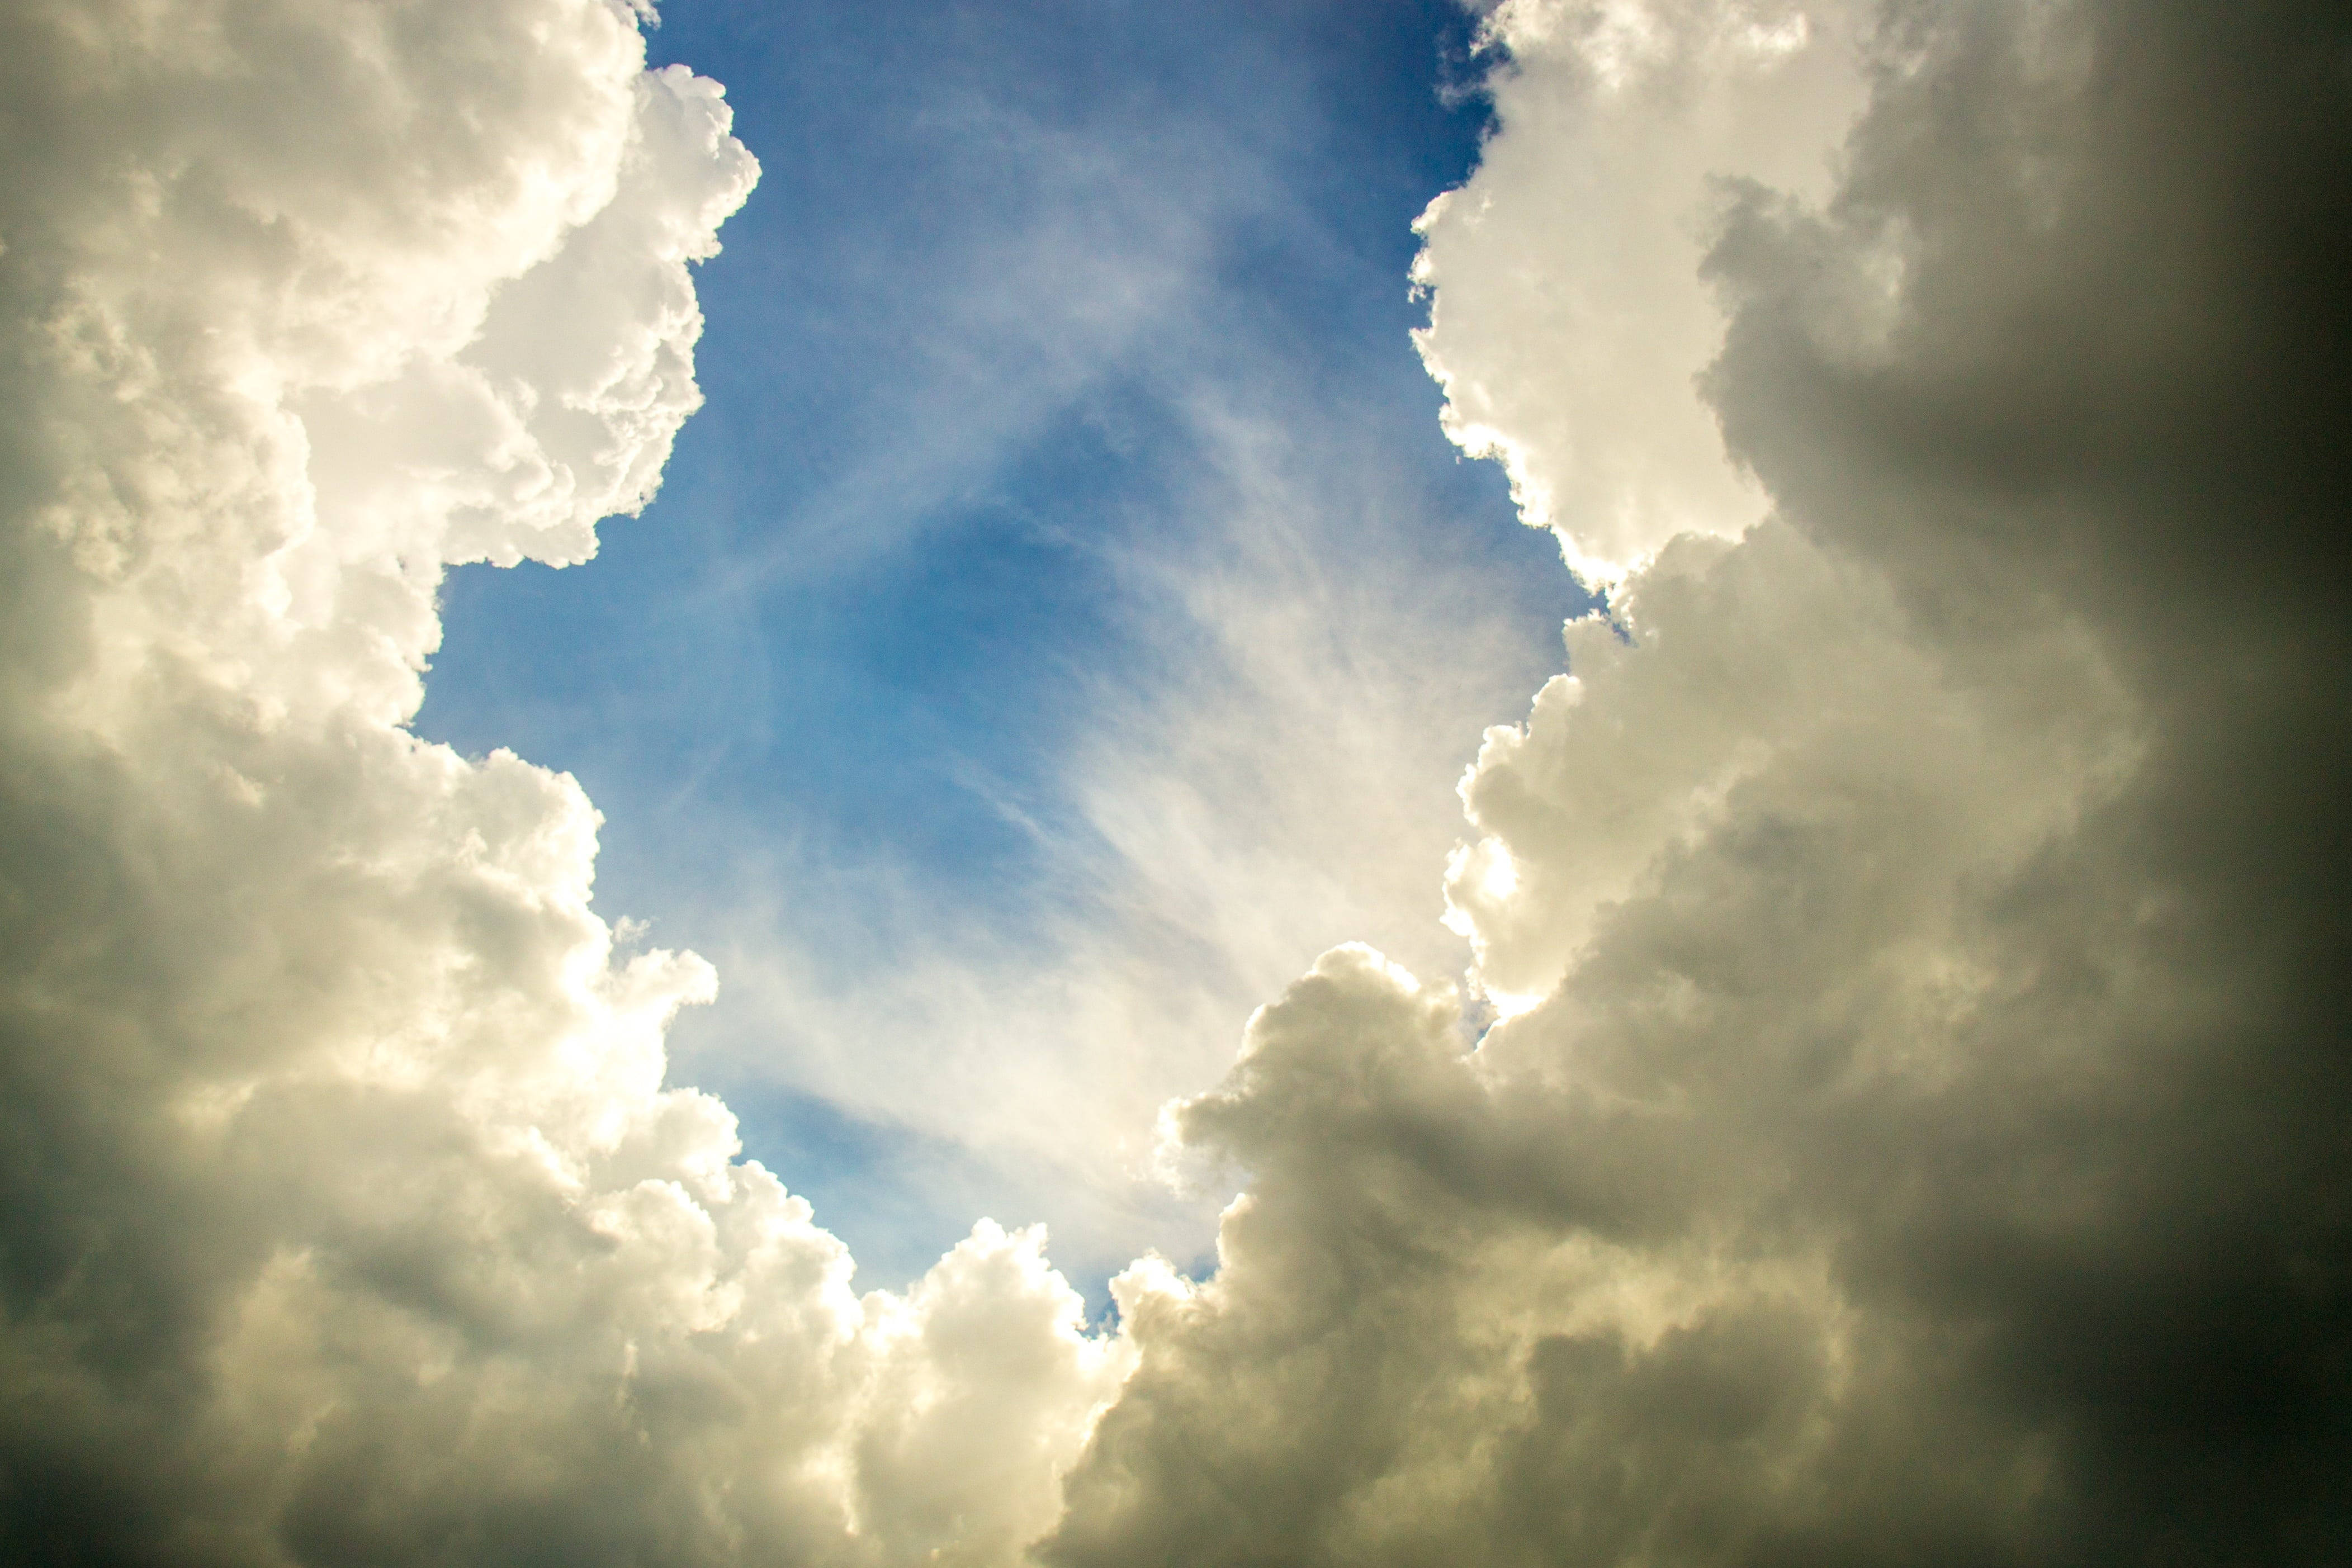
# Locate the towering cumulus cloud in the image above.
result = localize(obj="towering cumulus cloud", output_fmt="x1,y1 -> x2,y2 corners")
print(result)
7,0 -> 2349,1564
1044,1 -> 2352,1564
0,2 -> 1135,1563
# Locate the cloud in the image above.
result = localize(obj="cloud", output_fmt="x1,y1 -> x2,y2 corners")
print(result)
0,1 -> 1132,1562
1042,1 -> 2352,1563
1412,0 -> 1872,584
10,0 -> 2348,1563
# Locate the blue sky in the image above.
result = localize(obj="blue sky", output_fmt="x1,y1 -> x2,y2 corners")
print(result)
417,0 -> 1587,1300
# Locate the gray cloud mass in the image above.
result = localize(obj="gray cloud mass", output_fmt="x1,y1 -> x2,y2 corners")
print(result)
1044,3 -> 2352,1564
3,0 -> 2347,1565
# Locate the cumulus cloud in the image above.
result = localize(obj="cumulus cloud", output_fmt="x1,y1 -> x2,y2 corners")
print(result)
1412,0 -> 1872,582
1042,1 -> 2352,1563
0,2 -> 1132,1562
10,0 -> 2350,1563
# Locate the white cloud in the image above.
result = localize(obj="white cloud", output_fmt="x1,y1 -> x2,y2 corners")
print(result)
1412,0 -> 1871,584
10,0 -> 2349,1562
0,1 -> 1130,1561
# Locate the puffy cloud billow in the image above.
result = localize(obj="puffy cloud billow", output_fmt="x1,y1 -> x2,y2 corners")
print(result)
1047,2 -> 2352,1564
0,3 -> 1134,1563
3,1 -> 2347,1566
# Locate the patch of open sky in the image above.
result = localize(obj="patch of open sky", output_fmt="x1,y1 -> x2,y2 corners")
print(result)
416,0 -> 1591,1305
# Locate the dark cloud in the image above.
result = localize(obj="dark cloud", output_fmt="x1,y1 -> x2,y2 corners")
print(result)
1042,2 -> 2352,1564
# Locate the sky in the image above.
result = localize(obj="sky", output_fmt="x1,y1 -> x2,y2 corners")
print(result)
3,1 -> 2350,1565
413,0 -> 1584,1294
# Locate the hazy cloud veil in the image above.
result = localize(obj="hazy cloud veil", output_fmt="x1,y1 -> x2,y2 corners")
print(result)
3,0 -> 2346,1566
